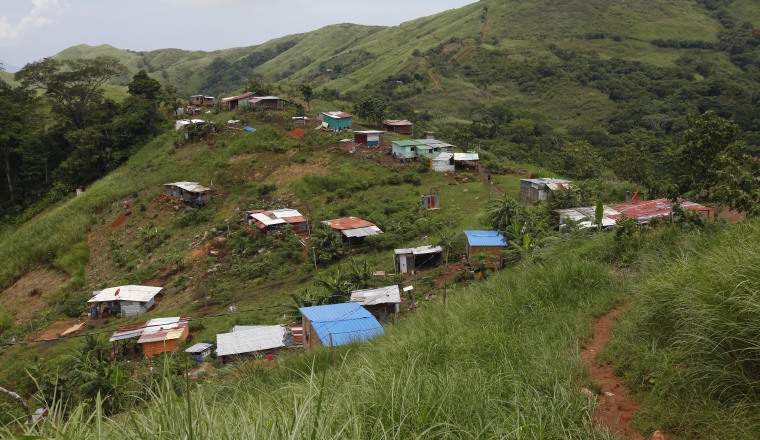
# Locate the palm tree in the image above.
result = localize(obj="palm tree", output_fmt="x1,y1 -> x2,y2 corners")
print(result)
486,195 -> 521,231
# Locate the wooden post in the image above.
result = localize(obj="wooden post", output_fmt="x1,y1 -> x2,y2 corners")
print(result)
329,332 -> 336,366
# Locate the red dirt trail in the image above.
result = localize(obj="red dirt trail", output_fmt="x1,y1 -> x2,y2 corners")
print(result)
581,307 -> 644,440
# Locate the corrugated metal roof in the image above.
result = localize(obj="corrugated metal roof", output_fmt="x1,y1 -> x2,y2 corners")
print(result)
137,318 -> 189,343
321,217 -> 376,230
453,152 -> 480,161
89,285 -> 162,304
354,130 -> 385,135
164,182 -> 212,193
216,325 -> 289,357
350,285 -> 401,306
394,245 -> 443,255
464,230 -> 508,247
521,178 -> 572,185
185,343 -> 214,353
341,225 -> 383,238
221,92 -> 255,102
392,140 -> 421,147
298,303 -> 384,347
109,317 -> 189,342
384,119 -> 413,126
322,111 -> 352,119
556,198 -> 709,228
432,152 -> 454,161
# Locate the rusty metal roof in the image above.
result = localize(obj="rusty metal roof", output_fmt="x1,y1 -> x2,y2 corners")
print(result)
321,217 -> 376,230
221,92 -> 255,102
384,119 -> 413,126
164,182 -> 212,193
322,111 -> 352,119
109,317 -> 189,342
557,198 -> 710,227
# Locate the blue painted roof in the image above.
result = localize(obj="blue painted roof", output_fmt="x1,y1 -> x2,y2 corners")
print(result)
299,303 -> 384,347
464,230 -> 508,247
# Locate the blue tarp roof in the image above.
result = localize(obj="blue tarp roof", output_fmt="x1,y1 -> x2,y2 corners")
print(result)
464,230 -> 508,247
299,303 -> 384,347
243,126 -> 256,132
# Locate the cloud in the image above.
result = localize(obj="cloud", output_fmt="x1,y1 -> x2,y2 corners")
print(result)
0,0 -> 68,45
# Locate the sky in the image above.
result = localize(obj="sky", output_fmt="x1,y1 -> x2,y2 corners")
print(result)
0,0 -> 475,70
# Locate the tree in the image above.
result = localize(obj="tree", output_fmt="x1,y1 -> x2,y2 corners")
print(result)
354,94 -> 388,126
711,142 -> 760,217
15,56 -> 127,129
557,140 -> 603,179
677,111 -> 739,198
127,69 -> 162,101
485,195 -> 521,232
0,80 -> 38,204
299,83 -> 314,111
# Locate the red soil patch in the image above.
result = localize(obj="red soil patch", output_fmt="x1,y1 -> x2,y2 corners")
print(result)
110,214 -> 129,228
35,319 -> 79,340
581,307 -> 644,439
287,127 -> 305,139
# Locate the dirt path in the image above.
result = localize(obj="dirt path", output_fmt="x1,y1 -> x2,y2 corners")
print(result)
582,307 -> 644,440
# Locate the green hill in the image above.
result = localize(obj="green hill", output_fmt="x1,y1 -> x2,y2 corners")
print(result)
43,0 -> 760,138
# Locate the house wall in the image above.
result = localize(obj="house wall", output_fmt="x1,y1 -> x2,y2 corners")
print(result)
391,145 -> 415,159
384,124 -> 413,135
122,299 -> 152,317
431,159 -> 455,172
142,326 -> 189,358
302,316 -> 324,350
467,244 -> 506,268
324,115 -> 352,130
364,303 -> 399,322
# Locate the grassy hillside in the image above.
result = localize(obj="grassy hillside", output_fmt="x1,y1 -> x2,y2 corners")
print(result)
40,0 -> 759,136
4,214 -> 760,439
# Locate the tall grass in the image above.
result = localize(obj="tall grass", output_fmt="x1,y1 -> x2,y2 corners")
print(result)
608,221 -> 760,438
3,239 -> 623,439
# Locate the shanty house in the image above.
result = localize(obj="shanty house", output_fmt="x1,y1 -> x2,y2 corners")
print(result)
383,119 -> 414,135
189,94 -> 215,107
464,230 -> 508,268
417,139 -> 454,159
164,182 -> 212,204
350,285 -> 401,322
321,217 -> 382,247
185,343 -> 214,362
394,245 -> 443,274
421,192 -> 440,210
299,303 -> 384,350
216,325 -> 293,363
247,209 -> 309,235
430,152 -> 455,172
453,152 -> 480,170
249,96 -> 286,110
520,178 -> 572,201
109,317 -> 190,358
292,116 -> 309,127
556,198 -> 711,229
221,92 -> 255,110
88,285 -> 162,317
174,119 -> 206,131
354,130 -> 384,147
391,140 -> 420,160
318,111 -> 352,130
137,317 -> 190,358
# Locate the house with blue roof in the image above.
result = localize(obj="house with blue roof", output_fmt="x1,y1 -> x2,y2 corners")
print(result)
298,302 -> 384,350
464,230 -> 508,268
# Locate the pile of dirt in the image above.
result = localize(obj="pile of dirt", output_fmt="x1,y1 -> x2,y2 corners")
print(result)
0,268 -> 69,326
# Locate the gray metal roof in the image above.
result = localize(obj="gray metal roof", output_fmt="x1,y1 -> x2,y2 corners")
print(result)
164,181 -> 212,193
341,225 -> 383,238
89,285 -> 162,303
394,245 -> 443,255
185,343 -> 214,353
350,285 -> 401,306
216,325 -> 289,357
